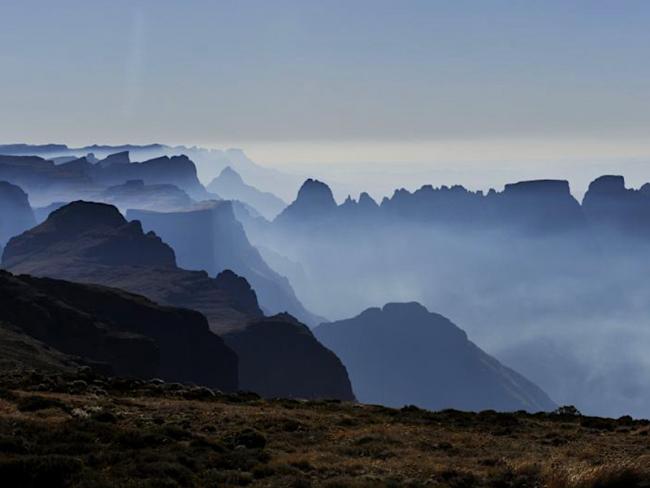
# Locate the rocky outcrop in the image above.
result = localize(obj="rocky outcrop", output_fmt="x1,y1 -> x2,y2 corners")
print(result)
224,313 -> 355,400
0,270 -> 238,389
207,167 -> 286,219
0,181 -> 36,247
0,153 -> 208,205
314,302 -> 556,412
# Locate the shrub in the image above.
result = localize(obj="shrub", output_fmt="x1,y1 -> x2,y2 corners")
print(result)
17,395 -> 69,413
0,455 -> 83,488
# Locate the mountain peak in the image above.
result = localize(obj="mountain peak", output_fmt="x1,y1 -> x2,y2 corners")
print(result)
295,179 -> 336,208
48,201 -> 126,232
218,166 -> 244,184
358,192 -> 378,209
275,179 -> 336,224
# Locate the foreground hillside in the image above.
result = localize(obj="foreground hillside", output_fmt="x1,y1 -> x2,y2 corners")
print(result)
0,370 -> 648,488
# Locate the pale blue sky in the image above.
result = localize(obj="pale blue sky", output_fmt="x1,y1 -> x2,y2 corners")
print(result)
1,0 -> 650,163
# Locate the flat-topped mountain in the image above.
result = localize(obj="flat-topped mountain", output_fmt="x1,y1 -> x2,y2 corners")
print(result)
0,269 -> 238,389
207,166 -> 286,219
0,181 -> 36,248
2,202 -> 354,400
314,302 -> 556,412
582,175 -> 650,240
2,201 -> 261,329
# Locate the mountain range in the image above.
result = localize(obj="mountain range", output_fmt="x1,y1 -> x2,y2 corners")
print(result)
1,201 -> 353,400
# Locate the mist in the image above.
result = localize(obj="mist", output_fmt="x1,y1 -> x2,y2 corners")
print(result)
240,178 -> 650,418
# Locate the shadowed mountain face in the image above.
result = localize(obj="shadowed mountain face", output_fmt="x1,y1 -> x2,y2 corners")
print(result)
128,201 -> 323,326
207,167 -> 286,220
0,181 -> 36,248
314,302 -> 555,412
0,270 -> 238,389
2,201 -> 354,400
224,313 -> 355,400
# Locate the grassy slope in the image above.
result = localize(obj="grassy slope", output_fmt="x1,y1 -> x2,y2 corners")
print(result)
0,370 -> 649,487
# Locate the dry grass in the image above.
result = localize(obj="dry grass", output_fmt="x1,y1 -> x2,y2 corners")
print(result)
0,371 -> 649,487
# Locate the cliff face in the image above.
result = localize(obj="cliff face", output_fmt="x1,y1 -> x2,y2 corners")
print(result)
314,302 -> 556,412
0,181 -> 36,247
128,201 -> 323,326
582,175 -> 650,239
100,179 -> 194,213
0,270 -> 239,389
223,313 -> 355,401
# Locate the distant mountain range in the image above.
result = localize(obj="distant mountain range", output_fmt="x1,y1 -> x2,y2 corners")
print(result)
241,174 -> 650,417
0,143 -> 301,201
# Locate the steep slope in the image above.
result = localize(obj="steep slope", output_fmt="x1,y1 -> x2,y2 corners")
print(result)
0,321 -> 81,373
275,178 -> 338,226
207,166 -> 286,219
314,302 -> 556,412
128,201 -> 323,326
0,181 -> 36,247
0,270 -> 237,389
224,313 -> 355,400
3,201 -> 353,400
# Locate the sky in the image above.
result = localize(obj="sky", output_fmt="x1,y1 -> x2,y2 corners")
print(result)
2,0 -> 650,175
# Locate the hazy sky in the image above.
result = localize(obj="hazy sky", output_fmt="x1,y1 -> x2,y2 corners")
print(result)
2,0 -> 650,165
